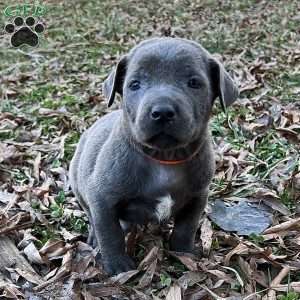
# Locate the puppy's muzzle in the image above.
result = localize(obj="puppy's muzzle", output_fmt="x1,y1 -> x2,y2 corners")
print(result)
135,91 -> 193,149
145,101 -> 181,149
150,104 -> 176,123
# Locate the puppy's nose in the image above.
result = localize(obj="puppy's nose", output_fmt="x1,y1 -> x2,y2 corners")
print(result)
150,105 -> 176,122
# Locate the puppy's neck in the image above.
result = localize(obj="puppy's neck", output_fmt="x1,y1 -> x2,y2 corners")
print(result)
140,138 -> 205,164
120,117 -> 208,164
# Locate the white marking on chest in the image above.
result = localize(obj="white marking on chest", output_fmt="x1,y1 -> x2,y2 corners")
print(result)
155,194 -> 173,222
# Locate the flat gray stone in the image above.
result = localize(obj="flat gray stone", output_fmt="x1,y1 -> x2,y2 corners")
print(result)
208,200 -> 272,235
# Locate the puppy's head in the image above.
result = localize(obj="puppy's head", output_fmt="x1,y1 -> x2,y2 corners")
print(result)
103,38 -> 238,150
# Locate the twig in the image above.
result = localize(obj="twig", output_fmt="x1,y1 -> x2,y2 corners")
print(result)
267,266 -> 291,300
0,222 -> 34,235
196,284 -> 227,300
221,266 -> 244,287
272,281 -> 300,292
243,288 -> 270,300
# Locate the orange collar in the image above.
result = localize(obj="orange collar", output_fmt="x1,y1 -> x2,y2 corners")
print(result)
147,156 -> 192,165
143,145 -> 201,165
135,139 -> 202,166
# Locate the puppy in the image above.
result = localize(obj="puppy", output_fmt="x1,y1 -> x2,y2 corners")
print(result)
69,37 -> 238,275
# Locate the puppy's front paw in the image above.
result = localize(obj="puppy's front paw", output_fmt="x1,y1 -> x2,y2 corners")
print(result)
170,243 -> 194,254
169,236 -> 194,254
103,254 -> 136,275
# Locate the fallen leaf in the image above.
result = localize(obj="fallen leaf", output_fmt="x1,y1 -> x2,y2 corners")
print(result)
177,271 -> 206,290
111,269 -> 140,285
137,258 -> 157,288
0,143 -> 19,163
260,197 -> 290,216
263,217 -> 300,234
225,243 -> 249,265
166,284 -> 181,300
0,191 -> 18,213
138,246 -> 159,270
15,267 -> 44,285
34,248 -> 73,292
23,242 -> 45,265
200,217 -> 213,256
168,252 -> 198,271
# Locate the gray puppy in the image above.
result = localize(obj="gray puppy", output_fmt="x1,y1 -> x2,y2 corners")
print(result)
69,37 -> 238,275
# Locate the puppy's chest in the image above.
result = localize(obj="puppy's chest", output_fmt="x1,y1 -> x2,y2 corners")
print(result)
146,164 -> 185,194
142,164 -> 186,220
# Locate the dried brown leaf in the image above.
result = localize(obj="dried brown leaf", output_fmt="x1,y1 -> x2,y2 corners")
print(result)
138,246 -> 159,270
34,248 -> 73,292
177,271 -> 206,290
225,243 -> 249,265
166,284 -> 182,300
206,269 -> 235,284
111,269 -> 139,285
0,191 -> 18,213
23,242 -> 45,265
200,217 -> 213,256
39,239 -> 72,259
137,258 -> 157,288
15,267 -> 44,285
0,143 -> 19,163
83,283 -> 127,298
169,252 -> 198,271
264,217 -> 300,234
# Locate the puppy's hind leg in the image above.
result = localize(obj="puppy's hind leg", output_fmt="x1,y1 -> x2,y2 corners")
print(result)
87,223 -> 98,248
83,208 -> 98,248
72,192 -> 97,247
90,198 -> 136,275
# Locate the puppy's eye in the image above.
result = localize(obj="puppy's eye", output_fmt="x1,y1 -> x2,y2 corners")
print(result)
129,80 -> 141,91
188,78 -> 202,89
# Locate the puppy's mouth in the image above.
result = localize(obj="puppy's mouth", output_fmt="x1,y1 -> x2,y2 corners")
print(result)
146,133 -> 180,149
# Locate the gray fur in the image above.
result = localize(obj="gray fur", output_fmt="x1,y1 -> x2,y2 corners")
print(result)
69,37 -> 238,275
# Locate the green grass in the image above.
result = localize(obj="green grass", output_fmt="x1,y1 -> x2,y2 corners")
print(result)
33,225 -> 59,248
159,273 -> 172,288
64,131 -> 81,161
249,233 -> 265,246
280,189 -> 297,211
67,215 -> 88,234
279,292 -> 300,300
50,191 -> 66,218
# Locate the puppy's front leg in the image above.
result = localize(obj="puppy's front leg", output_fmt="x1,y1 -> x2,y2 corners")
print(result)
90,198 -> 135,275
169,189 -> 208,253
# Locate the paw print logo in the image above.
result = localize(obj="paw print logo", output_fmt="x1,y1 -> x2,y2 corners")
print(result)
4,16 -> 45,47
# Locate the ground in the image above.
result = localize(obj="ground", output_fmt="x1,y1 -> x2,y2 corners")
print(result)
0,0 -> 299,299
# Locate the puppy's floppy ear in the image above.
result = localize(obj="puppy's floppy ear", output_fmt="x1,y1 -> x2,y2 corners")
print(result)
102,56 -> 128,107
209,57 -> 239,112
